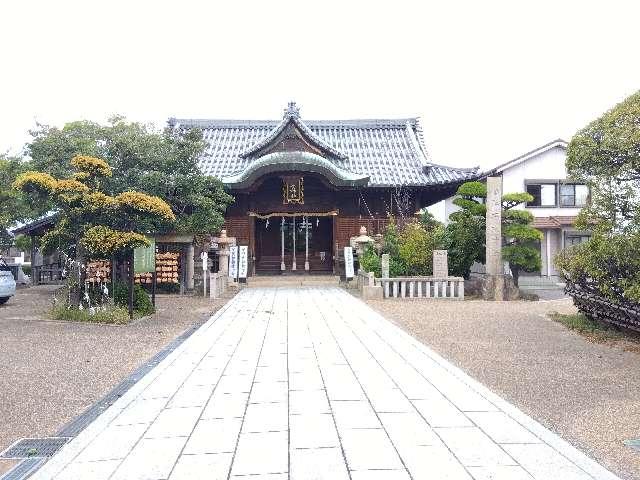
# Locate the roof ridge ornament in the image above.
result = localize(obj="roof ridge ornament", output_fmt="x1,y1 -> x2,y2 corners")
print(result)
283,101 -> 300,119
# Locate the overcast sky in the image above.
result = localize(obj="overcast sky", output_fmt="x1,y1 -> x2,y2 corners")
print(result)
1,0 -> 639,170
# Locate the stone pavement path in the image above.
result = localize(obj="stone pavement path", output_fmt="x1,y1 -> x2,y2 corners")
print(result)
30,288 -> 621,480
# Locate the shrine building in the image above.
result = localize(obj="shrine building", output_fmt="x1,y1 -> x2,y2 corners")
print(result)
169,102 -> 479,276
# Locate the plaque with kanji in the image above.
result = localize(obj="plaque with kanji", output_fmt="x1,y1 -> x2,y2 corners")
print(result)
282,176 -> 304,204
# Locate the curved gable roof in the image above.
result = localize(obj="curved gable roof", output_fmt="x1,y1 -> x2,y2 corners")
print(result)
169,103 -> 479,187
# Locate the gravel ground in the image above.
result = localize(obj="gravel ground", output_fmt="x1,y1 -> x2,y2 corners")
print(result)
0,285 -> 235,472
365,296 -> 640,480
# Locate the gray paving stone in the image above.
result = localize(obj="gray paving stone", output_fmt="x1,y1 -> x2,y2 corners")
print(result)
290,413 -> 340,448
290,447 -> 350,480
466,465 -> 535,480
110,437 -> 187,480
350,469 -> 411,480
435,426 -> 518,467
168,452 -> 232,480
30,287 -> 622,480
289,389 -> 330,414
340,428 -> 403,470
183,418 -> 242,454
144,406 -> 202,438
242,402 -> 288,433
201,391 -> 248,419
231,431 -> 288,476
466,411 -> 542,444
331,400 -> 381,430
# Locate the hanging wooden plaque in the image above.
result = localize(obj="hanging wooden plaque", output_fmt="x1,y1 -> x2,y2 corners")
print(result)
282,176 -> 304,204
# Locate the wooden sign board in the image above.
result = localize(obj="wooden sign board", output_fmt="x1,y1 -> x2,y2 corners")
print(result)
229,246 -> 238,279
344,246 -> 354,279
134,239 -> 156,274
239,246 -> 248,279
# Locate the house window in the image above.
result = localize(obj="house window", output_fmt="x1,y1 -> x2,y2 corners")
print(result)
526,183 -> 556,207
560,184 -> 589,207
566,234 -> 590,246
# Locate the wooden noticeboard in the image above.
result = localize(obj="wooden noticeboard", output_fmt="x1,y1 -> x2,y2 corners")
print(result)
134,239 -> 156,274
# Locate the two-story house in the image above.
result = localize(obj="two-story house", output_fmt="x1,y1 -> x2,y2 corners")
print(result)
428,139 -> 590,282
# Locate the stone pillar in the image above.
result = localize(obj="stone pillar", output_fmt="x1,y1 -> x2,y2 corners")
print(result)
304,216 -> 310,272
432,250 -> 448,278
484,176 -> 504,301
186,243 -> 195,290
280,217 -> 285,271
381,254 -> 390,278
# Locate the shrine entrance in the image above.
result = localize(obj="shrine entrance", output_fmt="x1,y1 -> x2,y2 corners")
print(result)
254,215 -> 333,274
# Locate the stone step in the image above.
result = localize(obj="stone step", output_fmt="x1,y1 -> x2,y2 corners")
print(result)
246,275 -> 340,288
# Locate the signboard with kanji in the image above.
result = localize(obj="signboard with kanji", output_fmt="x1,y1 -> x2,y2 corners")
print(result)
239,246 -> 248,278
134,239 -> 156,274
344,246 -> 354,279
229,246 -> 238,278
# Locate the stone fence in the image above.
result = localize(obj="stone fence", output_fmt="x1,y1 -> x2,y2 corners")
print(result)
207,272 -> 229,299
375,276 -> 464,299
356,250 -> 464,300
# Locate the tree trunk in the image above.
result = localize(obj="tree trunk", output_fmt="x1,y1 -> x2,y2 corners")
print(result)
510,263 -> 520,287
69,247 -> 86,307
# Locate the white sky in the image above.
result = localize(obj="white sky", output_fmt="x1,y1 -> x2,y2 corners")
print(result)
1,0 -> 639,170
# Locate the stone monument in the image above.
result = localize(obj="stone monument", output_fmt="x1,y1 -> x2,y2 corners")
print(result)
381,254 -> 390,278
433,250 -> 448,278
482,176 -> 519,301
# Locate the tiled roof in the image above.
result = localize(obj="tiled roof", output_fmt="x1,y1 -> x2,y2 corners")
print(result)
532,215 -> 578,229
168,104 -> 478,188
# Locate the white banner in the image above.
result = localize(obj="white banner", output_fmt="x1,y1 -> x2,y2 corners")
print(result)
344,246 -> 354,279
229,246 -> 238,279
200,251 -> 208,271
238,246 -> 248,279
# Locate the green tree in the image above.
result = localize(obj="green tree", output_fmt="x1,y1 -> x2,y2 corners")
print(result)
445,181 -> 542,284
13,155 -> 175,306
27,117 -> 233,238
0,155 -> 40,249
556,91 -> 640,307
398,221 -> 444,276
566,90 -> 640,234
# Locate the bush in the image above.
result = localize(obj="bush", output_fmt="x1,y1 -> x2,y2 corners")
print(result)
50,304 -> 130,324
555,233 -> 640,303
359,245 -> 381,277
398,222 -> 444,276
112,280 -> 155,315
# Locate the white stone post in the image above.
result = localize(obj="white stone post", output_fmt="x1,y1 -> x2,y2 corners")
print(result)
210,272 -> 216,299
292,216 -> 297,271
186,244 -> 195,290
280,217 -> 285,271
485,176 -> 504,300
304,216 -> 310,271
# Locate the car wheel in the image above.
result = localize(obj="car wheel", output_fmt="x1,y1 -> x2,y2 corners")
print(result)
0,297 -> 9,305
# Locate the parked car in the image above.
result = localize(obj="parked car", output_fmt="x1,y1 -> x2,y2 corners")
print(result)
0,258 -> 16,304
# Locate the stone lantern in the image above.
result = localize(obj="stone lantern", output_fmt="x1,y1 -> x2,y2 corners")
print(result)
214,229 -> 235,277
353,226 -> 374,257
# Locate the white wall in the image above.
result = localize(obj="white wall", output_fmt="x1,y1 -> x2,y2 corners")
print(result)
501,146 -> 581,218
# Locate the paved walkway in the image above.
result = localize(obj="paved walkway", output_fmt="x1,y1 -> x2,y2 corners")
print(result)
31,288 -> 621,480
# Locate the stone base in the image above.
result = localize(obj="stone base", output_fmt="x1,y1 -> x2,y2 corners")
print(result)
481,274 -> 520,301
361,285 -> 383,300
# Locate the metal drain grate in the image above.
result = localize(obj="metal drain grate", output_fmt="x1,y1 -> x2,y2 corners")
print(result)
0,437 -> 70,459
624,439 -> 640,451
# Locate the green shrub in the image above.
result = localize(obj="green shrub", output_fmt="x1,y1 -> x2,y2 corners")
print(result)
112,280 -> 155,315
359,245 -> 381,277
398,222 -> 443,276
555,232 -> 640,303
50,304 -> 130,324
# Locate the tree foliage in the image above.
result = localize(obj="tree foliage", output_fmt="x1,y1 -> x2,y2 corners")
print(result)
445,181 -> 542,283
567,90 -> 640,234
27,117 -> 233,238
13,156 -> 174,258
557,91 -> 640,307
